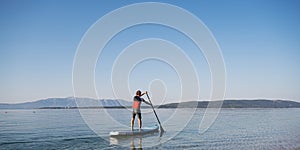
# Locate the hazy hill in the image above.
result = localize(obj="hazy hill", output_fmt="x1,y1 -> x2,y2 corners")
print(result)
0,97 -> 131,109
158,100 -> 300,108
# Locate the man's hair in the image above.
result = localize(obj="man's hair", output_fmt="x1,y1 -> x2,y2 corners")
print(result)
136,90 -> 141,96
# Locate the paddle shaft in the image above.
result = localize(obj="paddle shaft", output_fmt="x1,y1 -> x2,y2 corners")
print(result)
146,93 -> 163,129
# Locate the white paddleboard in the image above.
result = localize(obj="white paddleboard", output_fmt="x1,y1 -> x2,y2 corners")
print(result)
109,124 -> 159,137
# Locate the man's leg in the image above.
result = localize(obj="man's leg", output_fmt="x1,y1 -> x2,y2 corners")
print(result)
131,112 -> 136,131
137,113 -> 142,130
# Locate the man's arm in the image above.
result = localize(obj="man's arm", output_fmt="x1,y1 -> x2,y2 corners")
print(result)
141,91 -> 151,105
141,91 -> 147,96
143,100 -> 151,105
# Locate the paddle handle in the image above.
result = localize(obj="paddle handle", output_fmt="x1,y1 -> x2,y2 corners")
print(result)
146,93 -> 163,126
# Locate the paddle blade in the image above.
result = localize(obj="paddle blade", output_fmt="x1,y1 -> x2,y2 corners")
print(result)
159,126 -> 165,137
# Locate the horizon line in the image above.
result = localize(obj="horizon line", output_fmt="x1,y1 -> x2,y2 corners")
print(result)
1,96 -> 300,104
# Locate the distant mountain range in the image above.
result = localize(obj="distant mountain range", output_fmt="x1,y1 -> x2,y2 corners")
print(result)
0,97 -> 131,109
0,98 -> 299,109
158,100 -> 300,108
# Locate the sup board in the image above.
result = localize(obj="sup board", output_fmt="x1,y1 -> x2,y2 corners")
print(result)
109,124 -> 159,137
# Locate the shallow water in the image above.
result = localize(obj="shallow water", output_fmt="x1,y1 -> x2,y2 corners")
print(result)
0,108 -> 299,149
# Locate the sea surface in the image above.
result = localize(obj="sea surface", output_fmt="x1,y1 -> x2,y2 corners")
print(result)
0,108 -> 299,149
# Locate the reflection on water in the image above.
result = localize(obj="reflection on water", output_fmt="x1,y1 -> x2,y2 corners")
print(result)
109,131 -> 161,149
130,137 -> 142,150
110,137 -> 143,149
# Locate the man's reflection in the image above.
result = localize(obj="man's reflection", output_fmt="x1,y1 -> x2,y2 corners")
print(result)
130,137 -> 142,150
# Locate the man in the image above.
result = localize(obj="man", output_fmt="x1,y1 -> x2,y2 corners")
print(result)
131,90 -> 151,131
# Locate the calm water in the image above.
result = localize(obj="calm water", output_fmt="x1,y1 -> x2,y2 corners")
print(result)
0,108 -> 299,149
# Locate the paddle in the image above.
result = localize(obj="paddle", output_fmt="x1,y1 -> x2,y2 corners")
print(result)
146,93 -> 165,136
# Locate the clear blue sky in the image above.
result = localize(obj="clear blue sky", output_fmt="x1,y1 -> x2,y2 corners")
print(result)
0,0 -> 299,103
